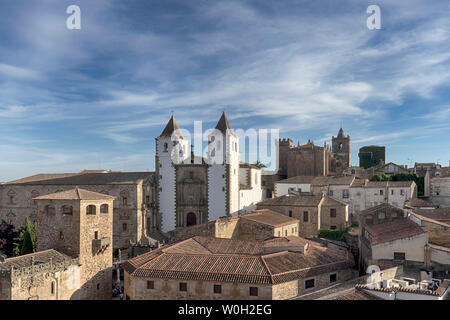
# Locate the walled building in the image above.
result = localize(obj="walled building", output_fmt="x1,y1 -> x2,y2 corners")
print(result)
156,113 -> 264,233
0,188 -> 114,300
0,171 -> 155,249
167,209 -> 299,243
123,236 -> 355,300
257,193 -> 349,238
277,127 -> 350,179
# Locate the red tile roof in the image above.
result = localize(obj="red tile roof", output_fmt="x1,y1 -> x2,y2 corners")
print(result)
240,209 -> 299,227
364,218 -> 426,245
123,236 -> 354,285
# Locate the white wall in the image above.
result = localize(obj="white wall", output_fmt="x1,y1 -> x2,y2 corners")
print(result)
372,233 -> 428,263
239,168 -> 264,214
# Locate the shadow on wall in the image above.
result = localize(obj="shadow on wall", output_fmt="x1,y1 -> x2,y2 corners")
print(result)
70,267 -> 113,300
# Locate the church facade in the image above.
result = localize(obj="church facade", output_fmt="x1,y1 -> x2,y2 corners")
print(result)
156,113 -> 265,233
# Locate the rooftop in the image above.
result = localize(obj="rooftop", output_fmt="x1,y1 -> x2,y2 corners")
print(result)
405,198 -> 436,209
3,171 -> 153,185
33,187 -> 116,201
123,236 -> 354,285
240,209 -> 299,227
0,249 -> 75,271
364,218 -> 426,246
275,176 -> 315,184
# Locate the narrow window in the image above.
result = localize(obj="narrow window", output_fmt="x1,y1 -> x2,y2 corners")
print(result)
86,205 -> 96,215
249,287 -> 258,296
51,282 -> 55,295
305,279 -> 315,289
288,210 -> 292,217
147,281 -> 154,289
163,143 -> 168,152
122,197 -> 128,206
97,283 -> 100,290
284,230 -> 287,236
100,204 -> 109,214
213,284 -> 222,294
380,190 -> 383,195
303,211 -> 309,222
179,283 -> 187,292
330,273 -> 337,283
330,208 -> 336,218
94,231 -> 98,240
123,223 -> 127,232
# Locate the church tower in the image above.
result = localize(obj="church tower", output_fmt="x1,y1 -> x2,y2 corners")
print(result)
207,112 -> 240,220
156,116 -> 189,232
332,127 -> 351,171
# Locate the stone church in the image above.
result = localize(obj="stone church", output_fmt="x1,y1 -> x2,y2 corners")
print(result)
156,112 -> 265,233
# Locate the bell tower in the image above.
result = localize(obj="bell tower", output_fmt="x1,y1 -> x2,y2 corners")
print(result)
332,127 -> 351,171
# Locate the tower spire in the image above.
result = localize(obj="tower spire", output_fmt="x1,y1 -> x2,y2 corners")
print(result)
215,112 -> 232,133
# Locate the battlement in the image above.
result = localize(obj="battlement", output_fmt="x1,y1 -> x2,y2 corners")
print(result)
279,138 -> 293,147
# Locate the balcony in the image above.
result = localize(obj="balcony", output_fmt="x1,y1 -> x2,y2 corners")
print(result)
92,237 -> 111,254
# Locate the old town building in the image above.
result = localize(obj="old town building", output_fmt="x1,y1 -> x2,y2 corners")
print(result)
0,171 -> 155,249
0,188 -> 114,300
257,193 -> 349,238
156,113 -> 264,233
122,236 -> 355,300
167,209 -> 300,243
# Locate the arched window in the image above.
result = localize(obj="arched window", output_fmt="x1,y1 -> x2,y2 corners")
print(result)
86,205 -> 96,215
339,143 -> 343,151
45,205 -> 56,215
62,205 -> 73,215
163,143 -> 168,152
186,212 -> 197,226
100,204 -> 109,214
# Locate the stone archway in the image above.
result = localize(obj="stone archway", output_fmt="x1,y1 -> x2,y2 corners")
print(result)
186,212 -> 197,227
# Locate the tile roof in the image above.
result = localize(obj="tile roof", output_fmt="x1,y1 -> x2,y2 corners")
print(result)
321,196 -> 349,207
0,249 -> 75,271
405,198 -> 436,208
365,181 -> 414,188
275,176 -> 315,184
436,280 -> 450,296
3,172 -> 153,185
123,236 -> 354,285
258,194 -> 323,207
413,208 -> 450,223
364,218 -> 426,246
324,287 -> 381,300
358,203 -> 404,217
240,209 -> 299,227
33,187 -> 116,200
311,176 -> 355,186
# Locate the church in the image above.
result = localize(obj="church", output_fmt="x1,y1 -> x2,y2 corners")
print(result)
155,112 -> 265,233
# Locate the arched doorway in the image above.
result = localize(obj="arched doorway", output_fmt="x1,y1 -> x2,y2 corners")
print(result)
186,212 -> 197,226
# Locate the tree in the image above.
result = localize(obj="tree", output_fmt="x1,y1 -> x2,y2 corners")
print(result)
0,220 -> 17,257
13,217 -> 37,256
370,173 -> 391,181
254,160 -> 267,169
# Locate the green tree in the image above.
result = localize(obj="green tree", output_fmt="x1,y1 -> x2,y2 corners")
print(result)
0,220 -> 17,257
370,173 -> 391,181
13,217 -> 37,256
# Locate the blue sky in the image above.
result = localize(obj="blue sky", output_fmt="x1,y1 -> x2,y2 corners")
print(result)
1,0 -> 450,181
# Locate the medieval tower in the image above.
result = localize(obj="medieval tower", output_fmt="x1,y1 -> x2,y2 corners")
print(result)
207,112 -> 240,221
155,116 -> 189,232
332,127 -> 351,172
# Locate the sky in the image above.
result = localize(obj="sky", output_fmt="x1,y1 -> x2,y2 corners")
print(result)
1,0 -> 450,181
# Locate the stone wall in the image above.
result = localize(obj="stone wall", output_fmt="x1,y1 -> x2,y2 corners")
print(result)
256,204 -> 320,238
320,203 -> 348,230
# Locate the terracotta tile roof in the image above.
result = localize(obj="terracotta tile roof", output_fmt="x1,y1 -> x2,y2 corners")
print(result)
413,208 -> 450,222
358,203 -> 404,217
123,236 -> 354,285
321,196 -> 348,207
365,181 -> 414,188
258,194 -> 323,207
0,249 -> 75,271
3,171 -> 153,185
33,187 -> 116,201
364,218 -> 425,246
275,176 -> 315,184
326,287 -> 381,300
240,209 -> 299,227
311,176 -> 355,186
404,198 -> 436,208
